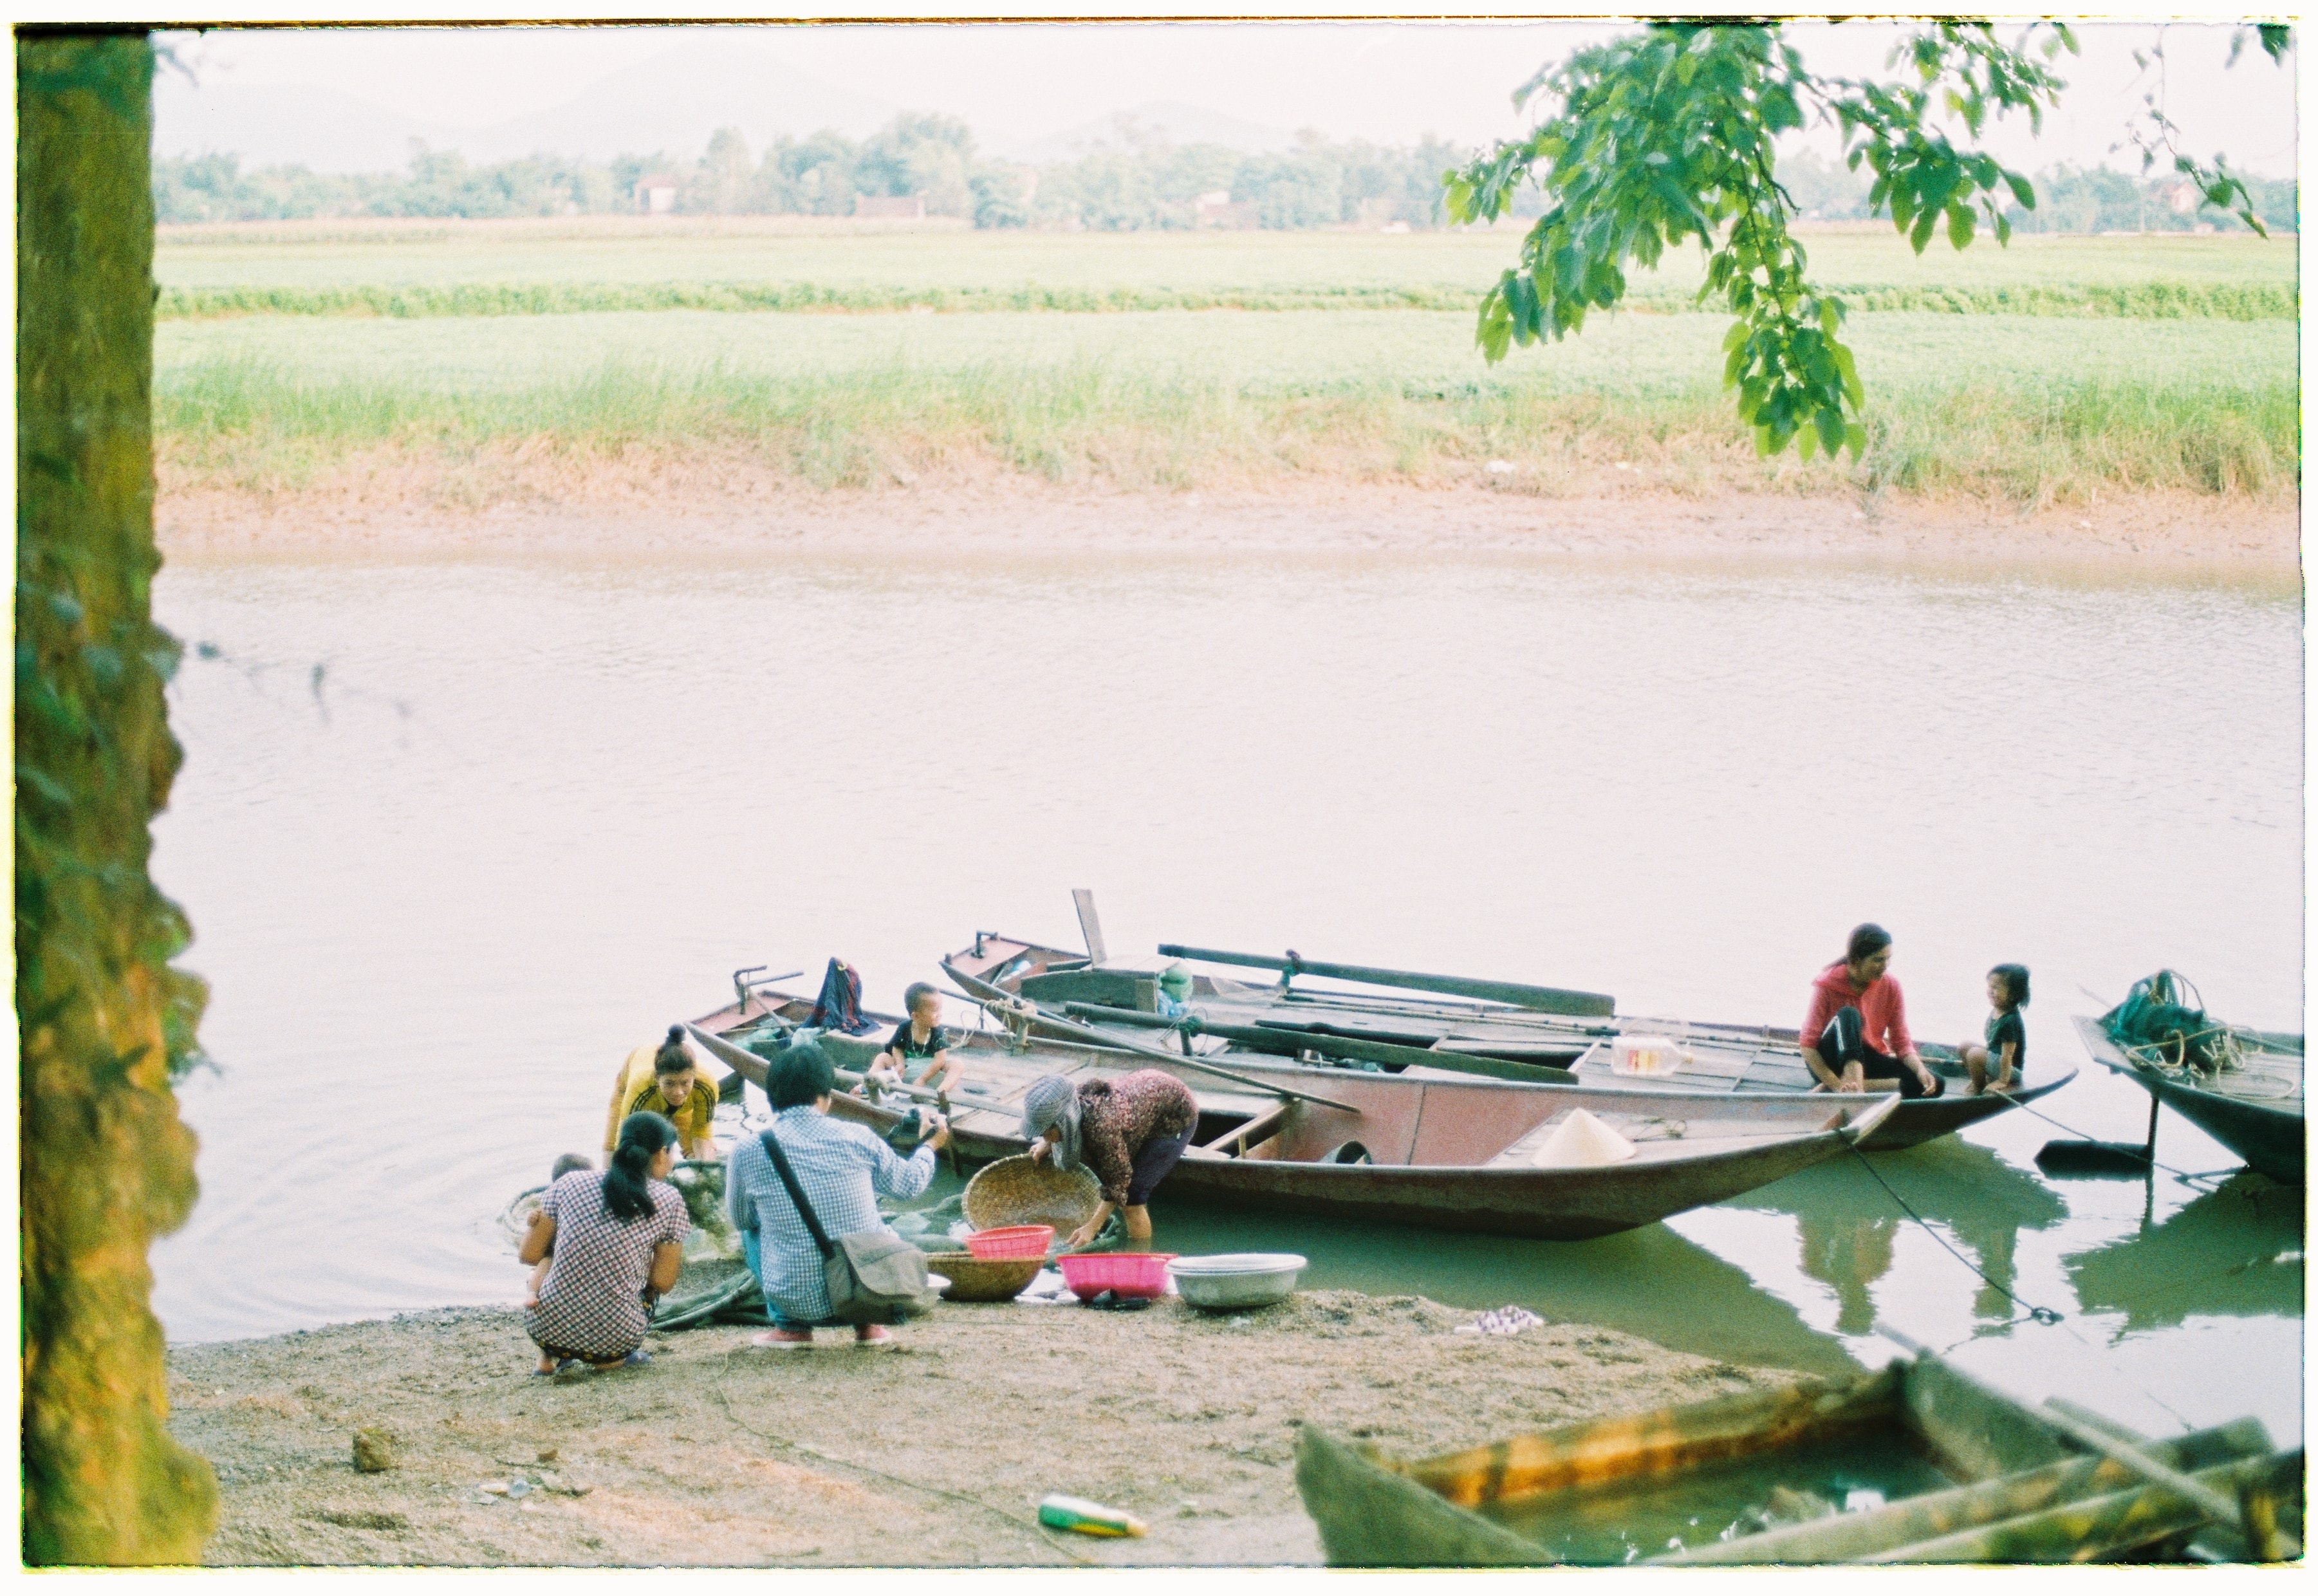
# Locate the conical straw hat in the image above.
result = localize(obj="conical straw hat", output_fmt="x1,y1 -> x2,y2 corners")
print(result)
1528,1108 -> 1637,1168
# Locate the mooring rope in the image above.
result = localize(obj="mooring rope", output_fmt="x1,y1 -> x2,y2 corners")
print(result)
1989,1090 -> 2230,1189
1844,1142 -> 2063,1326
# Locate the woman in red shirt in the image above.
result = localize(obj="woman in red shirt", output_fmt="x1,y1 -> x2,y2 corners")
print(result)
1800,923 -> 1942,1098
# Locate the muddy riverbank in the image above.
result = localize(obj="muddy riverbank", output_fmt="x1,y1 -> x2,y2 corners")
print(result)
156,474 -> 2300,582
167,1290 -> 1790,1567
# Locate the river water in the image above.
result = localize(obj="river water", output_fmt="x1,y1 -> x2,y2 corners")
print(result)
147,541 -> 2303,1449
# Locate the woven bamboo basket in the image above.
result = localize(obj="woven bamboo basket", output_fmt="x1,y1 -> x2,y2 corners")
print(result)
921,1252 -> 1044,1303
963,1155 -> 1101,1233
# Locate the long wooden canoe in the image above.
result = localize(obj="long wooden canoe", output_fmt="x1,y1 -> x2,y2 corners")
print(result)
942,931 -> 2073,1153
688,976 -> 1900,1241
1295,1352 -> 2299,1565
2072,1014 -> 2303,1185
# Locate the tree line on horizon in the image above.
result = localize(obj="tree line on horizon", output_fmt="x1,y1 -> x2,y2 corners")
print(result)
154,109 -> 2295,236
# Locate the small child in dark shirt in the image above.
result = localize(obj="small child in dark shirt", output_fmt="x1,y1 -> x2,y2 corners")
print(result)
1962,964 -> 2029,1096
867,982 -> 962,1093
524,1153 -> 595,1307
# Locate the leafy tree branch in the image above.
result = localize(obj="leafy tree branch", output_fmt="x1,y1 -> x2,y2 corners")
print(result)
1445,20 -> 2286,462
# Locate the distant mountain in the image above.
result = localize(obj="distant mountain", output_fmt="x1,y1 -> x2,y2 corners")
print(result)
456,36 -> 896,164
153,35 -> 898,174
153,75 -> 459,173
1005,100 -> 1301,165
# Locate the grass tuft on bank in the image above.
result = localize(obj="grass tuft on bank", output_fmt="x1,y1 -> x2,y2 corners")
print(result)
156,353 -> 2298,509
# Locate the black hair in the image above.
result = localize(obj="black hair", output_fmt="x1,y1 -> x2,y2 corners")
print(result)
603,1111 -> 678,1222
1989,963 -> 2031,1007
654,1024 -> 695,1076
550,1153 -> 593,1182
769,1041 -> 837,1109
903,981 -> 938,1015
1845,923 -> 1893,965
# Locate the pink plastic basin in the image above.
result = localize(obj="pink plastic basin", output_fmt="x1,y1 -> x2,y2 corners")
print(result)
965,1225 -> 1054,1260
1055,1252 -> 1178,1301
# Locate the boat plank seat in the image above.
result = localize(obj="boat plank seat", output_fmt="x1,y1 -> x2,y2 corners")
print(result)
1201,1101 -> 1294,1158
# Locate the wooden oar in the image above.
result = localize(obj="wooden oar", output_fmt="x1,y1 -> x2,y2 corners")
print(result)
1059,1001 -> 1578,1086
943,982 -> 1364,1115
1157,943 -> 1615,1017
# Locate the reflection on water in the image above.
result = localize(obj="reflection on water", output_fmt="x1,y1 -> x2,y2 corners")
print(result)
1725,1138 -> 2068,1335
1154,1191 -> 1861,1381
2066,1174 -> 2306,1332
146,546 -> 2303,1452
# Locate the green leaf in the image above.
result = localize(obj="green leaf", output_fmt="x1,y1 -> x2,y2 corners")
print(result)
2005,172 -> 2035,209
1832,343 -> 1863,409
1945,203 -> 1974,249
1814,406 -> 1846,458
1909,207 -> 1937,255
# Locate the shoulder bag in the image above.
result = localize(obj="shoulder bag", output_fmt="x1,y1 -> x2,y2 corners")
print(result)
758,1126 -> 936,1325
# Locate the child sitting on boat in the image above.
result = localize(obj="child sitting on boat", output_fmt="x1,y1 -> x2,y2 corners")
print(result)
1961,964 -> 2030,1097
866,983 -> 963,1093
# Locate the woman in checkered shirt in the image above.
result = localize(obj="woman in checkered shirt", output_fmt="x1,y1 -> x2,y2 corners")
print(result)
519,1111 -> 691,1374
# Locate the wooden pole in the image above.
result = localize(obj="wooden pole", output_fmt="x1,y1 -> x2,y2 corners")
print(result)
954,989 -> 1364,1114
1157,943 -> 1615,1016
1059,1001 -> 1577,1084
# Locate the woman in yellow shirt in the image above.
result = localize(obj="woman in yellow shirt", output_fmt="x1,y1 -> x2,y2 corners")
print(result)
605,1026 -> 720,1160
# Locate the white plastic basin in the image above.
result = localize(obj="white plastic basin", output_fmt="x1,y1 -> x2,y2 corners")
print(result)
1169,1252 -> 1308,1310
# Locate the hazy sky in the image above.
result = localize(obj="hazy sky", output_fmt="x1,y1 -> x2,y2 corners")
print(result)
159,19 -> 2297,174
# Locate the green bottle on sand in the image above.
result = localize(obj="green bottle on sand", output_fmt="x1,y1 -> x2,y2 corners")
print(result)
1037,1494 -> 1147,1537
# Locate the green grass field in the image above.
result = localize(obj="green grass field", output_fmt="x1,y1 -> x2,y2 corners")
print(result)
153,225 -> 2301,507
155,222 -> 2297,313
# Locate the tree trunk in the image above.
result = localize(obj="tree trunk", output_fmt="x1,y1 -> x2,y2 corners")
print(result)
17,28 -> 218,1564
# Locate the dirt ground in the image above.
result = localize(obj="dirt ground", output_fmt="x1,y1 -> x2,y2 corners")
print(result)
158,472 -> 2299,582
166,1290 -> 1791,1568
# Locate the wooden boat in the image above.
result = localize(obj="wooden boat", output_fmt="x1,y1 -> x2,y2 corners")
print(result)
2073,1012 -> 2303,1186
1295,1351 -> 2301,1565
942,931 -> 2075,1153
685,974 -> 1901,1241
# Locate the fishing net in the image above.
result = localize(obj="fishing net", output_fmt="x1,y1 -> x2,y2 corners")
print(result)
2102,970 -> 2226,1075
2101,970 -> 2301,1102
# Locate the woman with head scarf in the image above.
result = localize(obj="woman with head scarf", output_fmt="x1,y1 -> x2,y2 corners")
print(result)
1020,1070 -> 1198,1250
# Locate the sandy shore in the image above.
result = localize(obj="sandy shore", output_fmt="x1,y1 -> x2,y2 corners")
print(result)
166,1290 -> 1786,1568
158,475 -> 2300,583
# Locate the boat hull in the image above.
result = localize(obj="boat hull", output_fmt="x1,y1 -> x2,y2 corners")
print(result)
692,983 -> 1900,1239
2073,1016 -> 2304,1185
1164,1127 -> 1864,1240
945,931 -> 2061,1155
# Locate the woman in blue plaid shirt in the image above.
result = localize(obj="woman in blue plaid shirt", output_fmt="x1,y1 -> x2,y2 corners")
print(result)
728,1043 -> 950,1348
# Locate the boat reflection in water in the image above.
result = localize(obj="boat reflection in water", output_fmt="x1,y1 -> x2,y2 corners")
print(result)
1155,1194 -> 1860,1381
2066,1173 -> 2305,1333
1718,1136 -> 2068,1335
